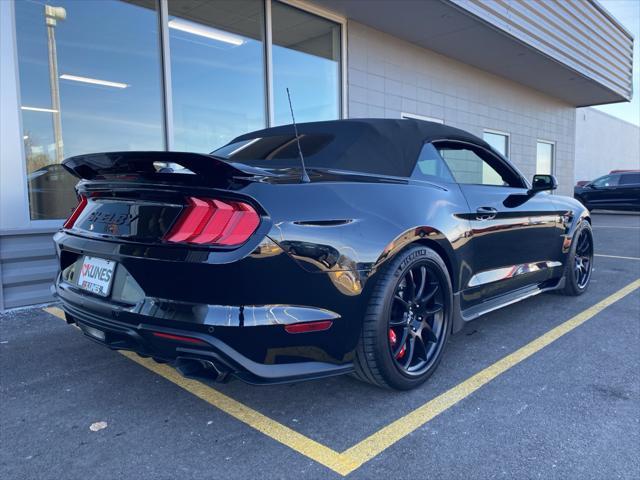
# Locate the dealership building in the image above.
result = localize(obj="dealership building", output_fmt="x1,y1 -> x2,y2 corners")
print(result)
0,0 -> 634,310
575,107 -> 640,183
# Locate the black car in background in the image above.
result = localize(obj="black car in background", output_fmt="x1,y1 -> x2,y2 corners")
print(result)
53,119 -> 593,390
574,171 -> 640,212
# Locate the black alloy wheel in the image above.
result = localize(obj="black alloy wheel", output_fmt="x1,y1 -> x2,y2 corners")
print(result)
573,227 -> 593,289
388,264 -> 446,376
354,245 -> 452,390
561,221 -> 594,296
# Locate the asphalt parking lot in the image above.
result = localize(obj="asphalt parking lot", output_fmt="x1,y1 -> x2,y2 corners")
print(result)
1,213 -> 639,479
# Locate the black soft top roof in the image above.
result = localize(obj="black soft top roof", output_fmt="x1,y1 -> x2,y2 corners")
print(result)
229,118 -> 490,177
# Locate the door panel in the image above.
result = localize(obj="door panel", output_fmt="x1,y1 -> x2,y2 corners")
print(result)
457,185 -> 561,309
432,140 -> 562,308
583,174 -> 621,209
618,174 -> 640,210
620,185 -> 640,210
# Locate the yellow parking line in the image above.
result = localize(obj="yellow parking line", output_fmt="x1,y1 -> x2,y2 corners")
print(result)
45,307 -> 63,318
122,352 -> 359,475
43,306 -> 355,475
43,278 -> 640,476
343,278 -> 640,466
592,225 -> 640,229
595,254 -> 640,261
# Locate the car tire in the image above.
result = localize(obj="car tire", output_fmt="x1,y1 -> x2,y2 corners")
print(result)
354,245 -> 452,390
561,221 -> 594,296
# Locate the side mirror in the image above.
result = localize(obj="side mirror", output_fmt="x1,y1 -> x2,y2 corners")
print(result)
529,174 -> 557,194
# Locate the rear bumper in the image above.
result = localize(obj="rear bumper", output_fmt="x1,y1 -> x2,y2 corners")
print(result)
54,281 -> 354,384
52,228 -> 368,384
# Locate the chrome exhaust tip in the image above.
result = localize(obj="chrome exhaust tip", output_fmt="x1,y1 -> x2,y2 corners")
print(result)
175,357 -> 228,382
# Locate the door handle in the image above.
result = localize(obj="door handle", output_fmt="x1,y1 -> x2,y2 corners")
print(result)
476,206 -> 498,220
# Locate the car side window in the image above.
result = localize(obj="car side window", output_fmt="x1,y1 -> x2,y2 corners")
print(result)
592,175 -> 620,187
434,141 -> 524,187
411,143 -> 455,183
619,173 -> 640,185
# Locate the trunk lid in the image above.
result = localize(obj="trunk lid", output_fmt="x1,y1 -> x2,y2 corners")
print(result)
62,151 -> 268,246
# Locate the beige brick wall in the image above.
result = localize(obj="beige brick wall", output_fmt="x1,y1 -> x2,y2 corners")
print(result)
346,22 -> 576,195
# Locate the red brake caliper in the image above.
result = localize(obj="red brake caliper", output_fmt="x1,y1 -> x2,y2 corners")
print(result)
388,329 -> 406,359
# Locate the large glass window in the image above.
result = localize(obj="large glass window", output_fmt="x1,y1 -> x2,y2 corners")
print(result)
14,0 -> 343,220
168,0 -> 266,152
536,140 -> 554,175
272,1 -> 341,125
15,0 -> 165,220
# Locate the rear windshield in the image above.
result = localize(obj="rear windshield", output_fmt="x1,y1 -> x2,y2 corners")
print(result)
213,134 -> 333,168
211,128 -> 413,177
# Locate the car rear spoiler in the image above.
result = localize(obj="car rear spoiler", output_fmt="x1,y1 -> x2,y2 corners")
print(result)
62,151 -> 265,183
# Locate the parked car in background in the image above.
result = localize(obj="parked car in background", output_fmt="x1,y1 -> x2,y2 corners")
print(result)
574,170 -> 640,212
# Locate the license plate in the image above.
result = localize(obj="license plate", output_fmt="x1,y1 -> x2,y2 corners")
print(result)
77,256 -> 115,297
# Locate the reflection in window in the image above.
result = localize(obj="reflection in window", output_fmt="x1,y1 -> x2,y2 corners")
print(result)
483,131 -> 509,185
15,0 -> 164,220
272,1 -> 341,125
412,143 -> 454,182
536,141 -> 554,175
213,134 -> 333,165
437,145 -> 508,186
168,0 -> 266,152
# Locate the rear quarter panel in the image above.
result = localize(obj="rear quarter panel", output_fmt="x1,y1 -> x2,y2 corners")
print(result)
243,179 -> 470,295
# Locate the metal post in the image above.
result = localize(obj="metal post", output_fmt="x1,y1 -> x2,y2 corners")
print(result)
158,0 -> 174,151
45,5 -> 66,163
264,0 -> 274,127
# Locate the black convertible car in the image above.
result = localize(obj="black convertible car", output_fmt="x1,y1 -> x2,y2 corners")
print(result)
53,119 -> 593,390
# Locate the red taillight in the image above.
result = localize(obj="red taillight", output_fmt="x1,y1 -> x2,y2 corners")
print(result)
63,195 -> 88,229
151,332 -> 207,345
165,196 -> 259,246
284,320 -> 333,334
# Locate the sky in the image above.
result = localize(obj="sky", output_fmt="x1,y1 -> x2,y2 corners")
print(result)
594,0 -> 640,126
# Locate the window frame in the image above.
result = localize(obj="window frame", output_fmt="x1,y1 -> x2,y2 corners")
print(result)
5,0 -> 347,227
402,112 -> 444,124
431,139 -> 528,189
535,139 -> 556,176
483,128 -> 510,159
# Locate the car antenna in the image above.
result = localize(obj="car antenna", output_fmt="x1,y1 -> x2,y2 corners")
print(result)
286,87 -> 310,183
